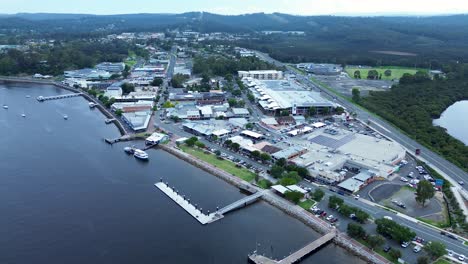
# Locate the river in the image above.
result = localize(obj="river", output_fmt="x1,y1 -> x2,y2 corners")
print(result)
433,100 -> 468,145
0,83 -> 364,264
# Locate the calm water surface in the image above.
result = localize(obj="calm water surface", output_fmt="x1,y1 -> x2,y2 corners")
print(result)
433,100 -> 468,145
0,83 -> 364,264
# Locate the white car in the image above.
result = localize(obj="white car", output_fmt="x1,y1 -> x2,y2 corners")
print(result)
447,250 -> 453,257
400,177 -> 409,182
401,241 -> 410,248
413,246 -> 421,253
459,255 -> 465,261
326,215 -> 334,221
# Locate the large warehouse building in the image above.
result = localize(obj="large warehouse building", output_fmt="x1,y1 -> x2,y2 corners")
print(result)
243,78 -> 335,116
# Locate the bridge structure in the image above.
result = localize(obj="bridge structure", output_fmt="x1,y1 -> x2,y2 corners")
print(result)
37,93 -> 82,101
248,231 -> 336,264
154,181 -> 266,224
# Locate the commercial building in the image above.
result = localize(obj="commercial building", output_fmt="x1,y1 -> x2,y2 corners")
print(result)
289,127 -> 406,182
238,70 -> 283,80
121,111 -> 151,132
145,132 -> 169,145
111,101 -> 154,113
169,92 -> 225,105
244,79 -> 335,116
231,108 -> 250,118
96,62 -> 126,73
64,68 -> 112,80
300,63 -> 343,75
183,121 -> 232,138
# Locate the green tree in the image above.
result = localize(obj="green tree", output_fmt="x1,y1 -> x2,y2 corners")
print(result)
280,177 -> 299,186
284,191 -> 304,204
375,218 -> 416,243
417,256 -> 430,264
260,153 -> 271,162
270,165 -> 285,178
224,139 -> 232,147
328,195 -> 344,209
415,180 -> 435,207
185,137 -> 198,147
120,82 -> 135,94
335,106 -> 345,114
280,110 -> 290,116
352,88 -> 361,102
367,235 -> 385,250
388,248 -> 402,261
424,241 -> 446,260
228,98 -> 238,107
354,70 -> 361,79
214,150 -> 221,156
231,142 -> 240,152
276,158 -> 287,167
367,69 -> 379,80
312,189 -> 325,202
232,89 -> 242,96
151,77 -> 163,86
347,223 -> 366,239
354,209 -> 370,224
245,123 -> 254,129
195,141 -> 205,149
171,73 -> 188,88
384,69 -> 392,77
251,150 -> 261,159
115,109 -> 123,116
309,107 -> 317,116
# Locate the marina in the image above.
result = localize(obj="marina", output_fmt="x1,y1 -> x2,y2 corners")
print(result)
36,93 -> 82,102
154,181 -> 265,224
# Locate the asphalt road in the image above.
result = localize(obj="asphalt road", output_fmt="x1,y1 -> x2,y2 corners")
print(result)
300,181 -> 468,263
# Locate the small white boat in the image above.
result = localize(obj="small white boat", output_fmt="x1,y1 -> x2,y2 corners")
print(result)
133,149 -> 149,160
124,146 -> 135,154
89,102 -> 96,108
21,113 -> 26,117
3,105 -> 8,109
26,95 -> 31,98
63,115 -> 68,120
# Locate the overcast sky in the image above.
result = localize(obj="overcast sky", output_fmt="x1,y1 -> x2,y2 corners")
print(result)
3,0 -> 468,15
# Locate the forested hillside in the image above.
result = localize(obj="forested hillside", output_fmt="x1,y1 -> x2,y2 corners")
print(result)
360,65 -> 468,172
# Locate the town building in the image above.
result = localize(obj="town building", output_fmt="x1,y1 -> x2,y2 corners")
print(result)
64,68 -> 112,80
96,62 -> 126,73
121,111 -> 152,132
238,70 -> 283,80
243,78 -> 335,116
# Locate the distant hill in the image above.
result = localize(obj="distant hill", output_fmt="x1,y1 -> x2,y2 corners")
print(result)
1,12 -> 468,65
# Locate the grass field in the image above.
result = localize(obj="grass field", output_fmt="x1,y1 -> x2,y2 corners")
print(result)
179,145 -> 256,182
124,59 -> 137,68
298,199 -> 316,210
345,66 -> 426,80
433,259 -> 452,264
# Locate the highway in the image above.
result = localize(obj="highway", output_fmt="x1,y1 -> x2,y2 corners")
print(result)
254,50 -> 468,194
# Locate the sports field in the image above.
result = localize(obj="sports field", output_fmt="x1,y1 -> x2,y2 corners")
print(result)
345,66 -> 426,80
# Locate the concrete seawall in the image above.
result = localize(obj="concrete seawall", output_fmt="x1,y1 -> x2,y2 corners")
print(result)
158,144 -> 390,264
0,77 -> 127,136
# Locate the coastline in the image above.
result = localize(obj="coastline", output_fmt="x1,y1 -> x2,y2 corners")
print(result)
1,78 -> 389,264
0,77 -> 128,136
158,144 -> 390,264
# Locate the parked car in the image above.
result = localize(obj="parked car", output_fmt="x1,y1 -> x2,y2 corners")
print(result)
408,172 -> 414,178
400,177 -> 409,182
326,215 -> 334,221
459,255 -> 465,261
413,245 -> 422,253
401,242 -> 410,248
383,246 -> 391,253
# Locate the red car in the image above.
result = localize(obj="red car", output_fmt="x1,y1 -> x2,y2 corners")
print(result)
320,212 -> 327,217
